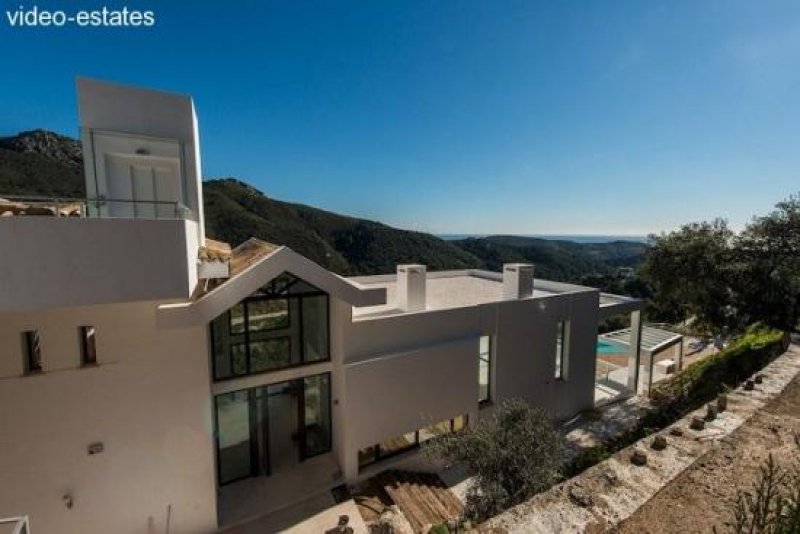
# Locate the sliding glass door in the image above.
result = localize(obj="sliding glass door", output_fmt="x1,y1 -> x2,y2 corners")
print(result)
214,372 -> 332,485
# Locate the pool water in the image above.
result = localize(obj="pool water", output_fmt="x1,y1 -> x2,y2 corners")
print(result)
597,338 -> 628,355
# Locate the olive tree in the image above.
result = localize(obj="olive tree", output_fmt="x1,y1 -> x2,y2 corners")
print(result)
425,398 -> 564,521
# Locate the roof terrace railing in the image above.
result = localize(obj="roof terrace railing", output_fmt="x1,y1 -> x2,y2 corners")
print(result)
0,194 -> 190,220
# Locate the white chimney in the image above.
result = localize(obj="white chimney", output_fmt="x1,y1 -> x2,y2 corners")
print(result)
503,263 -> 534,299
397,264 -> 427,312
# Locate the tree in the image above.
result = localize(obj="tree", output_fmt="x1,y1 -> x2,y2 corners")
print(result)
641,219 -> 734,333
642,194 -> 800,334
424,398 -> 565,521
730,195 -> 800,332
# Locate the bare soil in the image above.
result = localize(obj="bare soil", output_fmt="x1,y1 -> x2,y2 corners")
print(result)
612,374 -> 800,533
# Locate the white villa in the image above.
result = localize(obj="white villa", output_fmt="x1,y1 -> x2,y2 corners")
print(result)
0,79 -> 644,533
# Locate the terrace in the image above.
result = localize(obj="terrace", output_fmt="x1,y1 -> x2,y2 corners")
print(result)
595,325 -> 684,404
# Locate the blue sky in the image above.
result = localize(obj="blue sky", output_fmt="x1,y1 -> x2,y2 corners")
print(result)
2,1 -> 799,235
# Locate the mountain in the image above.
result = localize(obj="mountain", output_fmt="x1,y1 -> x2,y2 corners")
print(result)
0,129 -> 647,279
452,235 -> 645,281
0,130 -> 84,197
203,178 -> 480,274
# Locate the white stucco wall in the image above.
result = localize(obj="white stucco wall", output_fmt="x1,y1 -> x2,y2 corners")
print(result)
0,301 -> 217,534
0,217 -> 198,312
336,287 -> 600,481
78,77 -> 205,242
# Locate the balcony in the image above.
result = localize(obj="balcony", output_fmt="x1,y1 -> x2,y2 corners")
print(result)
0,195 -> 191,220
0,195 -> 199,311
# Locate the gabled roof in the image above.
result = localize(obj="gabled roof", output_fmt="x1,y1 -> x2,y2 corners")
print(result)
158,245 -> 386,328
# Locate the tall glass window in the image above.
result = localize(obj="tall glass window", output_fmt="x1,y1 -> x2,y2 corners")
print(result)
479,335 -> 491,405
214,372 -> 332,486
304,374 -> 332,457
215,390 -> 252,485
555,320 -> 568,380
210,273 -> 329,381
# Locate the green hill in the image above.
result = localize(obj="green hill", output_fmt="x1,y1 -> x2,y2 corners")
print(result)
0,129 -> 647,279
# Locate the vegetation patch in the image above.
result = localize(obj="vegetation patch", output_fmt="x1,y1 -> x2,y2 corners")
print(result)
425,398 -> 565,522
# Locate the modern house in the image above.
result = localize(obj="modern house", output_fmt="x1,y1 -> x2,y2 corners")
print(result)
0,79 -> 644,533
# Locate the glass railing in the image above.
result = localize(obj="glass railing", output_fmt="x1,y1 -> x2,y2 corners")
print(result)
0,195 -> 190,220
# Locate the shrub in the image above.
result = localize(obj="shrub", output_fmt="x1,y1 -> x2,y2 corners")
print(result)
721,454 -> 800,533
425,398 -> 565,521
650,323 -> 784,412
428,523 -> 450,534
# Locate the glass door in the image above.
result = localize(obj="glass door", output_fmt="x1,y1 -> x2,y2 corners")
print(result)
215,390 -> 253,485
215,373 -> 333,486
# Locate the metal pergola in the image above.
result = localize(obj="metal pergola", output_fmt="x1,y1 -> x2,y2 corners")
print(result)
601,325 -> 684,396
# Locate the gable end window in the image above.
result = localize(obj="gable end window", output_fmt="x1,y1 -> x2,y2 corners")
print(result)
210,272 -> 330,381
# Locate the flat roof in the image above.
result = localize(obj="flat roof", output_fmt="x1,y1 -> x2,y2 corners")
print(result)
349,269 -> 593,319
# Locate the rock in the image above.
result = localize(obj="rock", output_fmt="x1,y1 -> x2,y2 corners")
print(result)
602,470 -> 619,486
569,485 -> 594,507
690,416 -> 705,430
754,374 -> 764,384
717,393 -> 728,412
651,435 -> 668,451
669,427 -> 684,437
631,450 -> 648,466
744,380 -> 755,391
706,403 -> 717,421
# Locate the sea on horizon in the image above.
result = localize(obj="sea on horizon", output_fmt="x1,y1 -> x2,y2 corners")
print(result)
438,234 -> 649,244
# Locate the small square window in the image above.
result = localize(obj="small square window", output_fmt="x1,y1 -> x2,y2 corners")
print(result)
23,330 -> 42,374
80,326 -> 97,365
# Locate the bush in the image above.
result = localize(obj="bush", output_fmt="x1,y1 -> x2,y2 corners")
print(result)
721,454 -> 800,533
427,524 -> 450,534
650,324 -> 784,411
425,398 -> 565,521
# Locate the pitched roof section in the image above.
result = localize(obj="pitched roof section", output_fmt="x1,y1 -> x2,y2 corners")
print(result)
198,238 -> 232,262
158,244 -> 386,328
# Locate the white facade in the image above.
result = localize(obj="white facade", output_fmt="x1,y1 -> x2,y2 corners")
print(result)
0,79 -> 643,532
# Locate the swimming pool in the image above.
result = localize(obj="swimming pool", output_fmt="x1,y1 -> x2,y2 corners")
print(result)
597,338 -> 629,355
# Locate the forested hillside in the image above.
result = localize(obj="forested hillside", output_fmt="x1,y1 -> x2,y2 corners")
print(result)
0,129 -> 647,278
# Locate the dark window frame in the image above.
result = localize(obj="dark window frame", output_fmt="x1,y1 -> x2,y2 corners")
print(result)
213,371 -> 333,487
479,335 -> 492,406
22,330 -> 42,374
555,320 -> 568,381
358,415 -> 469,471
79,326 -> 98,366
210,272 -> 331,382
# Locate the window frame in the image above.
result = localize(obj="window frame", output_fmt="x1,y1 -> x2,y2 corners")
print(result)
210,273 -> 331,382
213,371 -> 333,486
554,320 -> 569,381
22,330 -> 42,374
478,335 -> 492,406
79,326 -> 98,366
358,415 -> 469,471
